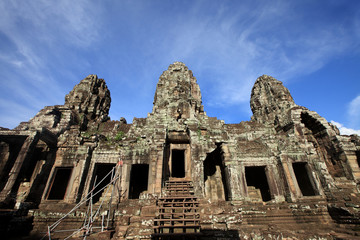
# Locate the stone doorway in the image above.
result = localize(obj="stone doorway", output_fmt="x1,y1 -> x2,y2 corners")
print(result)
46,167 -> 72,200
165,143 -> 191,181
292,162 -> 317,196
203,146 -> 228,201
171,149 -> 185,178
301,112 -> 345,178
0,136 -> 26,192
89,163 -> 115,203
245,166 -> 271,202
129,164 -> 149,199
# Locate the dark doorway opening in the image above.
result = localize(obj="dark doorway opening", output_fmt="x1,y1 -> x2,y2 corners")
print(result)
293,162 -> 317,196
172,149 -> 185,178
204,146 -> 228,201
356,151 -> 360,168
47,167 -> 72,200
23,147 -> 44,182
89,163 -> 115,204
0,138 -> 25,191
129,164 -> 149,199
245,166 -> 271,202
301,112 -> 344,177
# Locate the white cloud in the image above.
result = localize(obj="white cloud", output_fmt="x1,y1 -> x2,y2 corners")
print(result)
1,1 -> 360,128
0,0 -> 102,76
0,0 -> 104,128
348,95 -> 360,127
331,121 -> 360,136
147,1 -> 360,109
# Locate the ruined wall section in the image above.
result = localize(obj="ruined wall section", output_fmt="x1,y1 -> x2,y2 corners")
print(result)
250,74 -> 360,203
15,106 -> 76,136
250,75 -> 297,127
15,75 -> 111,138
65,74 -> 111,129
29,75 -> 112,204
186,115 -> 229,199
148,63 -> 234,199
91,115 -> 169,199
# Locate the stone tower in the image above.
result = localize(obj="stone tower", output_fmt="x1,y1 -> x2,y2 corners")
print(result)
0,62 -> 359,239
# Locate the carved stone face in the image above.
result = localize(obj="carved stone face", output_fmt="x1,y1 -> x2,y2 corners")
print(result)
65,75 -> 111,122
152,62 -> 203,120
250,75 -> 295,124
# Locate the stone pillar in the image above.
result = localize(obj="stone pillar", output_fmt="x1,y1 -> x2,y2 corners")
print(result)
237,164 -> 247,200
119,162 -> 128,201
154,145 -> 164,194
225,163 -> 243,201
265,164 -> 285,202
341,151 -> 360,180
0,132 -> 40,202
279,155 -> 298,201
124,163 -> 131,199
0,142 -> 10,176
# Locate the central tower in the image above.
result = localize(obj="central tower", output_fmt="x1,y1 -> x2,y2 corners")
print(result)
152,62 -> 204,121
152,62 -> 205,181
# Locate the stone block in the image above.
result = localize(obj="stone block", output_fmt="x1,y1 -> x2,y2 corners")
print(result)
140,206 -> 156,217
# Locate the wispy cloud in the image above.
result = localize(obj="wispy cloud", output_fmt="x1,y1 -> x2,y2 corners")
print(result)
0,0 -> 103,128
331,121 -> 360,136
138,1 -> 360,110
348,95 -> 360,129
0,1 -> 359,128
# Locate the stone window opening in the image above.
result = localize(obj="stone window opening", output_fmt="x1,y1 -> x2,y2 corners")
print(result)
0,137 -> 26,192
245,166 -> 271,202
46,167 -> 72,200
356,151 -> 360,168
23,146 -> 45,183
171,149 -> 185,178
89,163 -> 115,204
292,162 -> 317,196
301,112 -> 345,177
203,146 -> 229,201
301,112 -> 326,136
129,164 -> 149,199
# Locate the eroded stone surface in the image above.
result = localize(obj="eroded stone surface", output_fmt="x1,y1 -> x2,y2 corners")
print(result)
0,62 -> 360,239
65,74 -> 111,124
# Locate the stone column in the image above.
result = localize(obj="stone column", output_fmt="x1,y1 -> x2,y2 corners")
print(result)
0,132 -> 40,202
265,164 -> 285,202
279,155 -> 298,201
341,150 -> 360,180
154,145 -> 164,194
0,142 -> 10,177
236,163 -> 247,200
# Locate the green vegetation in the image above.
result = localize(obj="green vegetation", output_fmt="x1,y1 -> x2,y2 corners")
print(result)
197,128 -> 201,140
115,131 -> 125,141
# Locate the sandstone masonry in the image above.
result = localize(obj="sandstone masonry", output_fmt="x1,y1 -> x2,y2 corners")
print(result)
0,62 -> 360,239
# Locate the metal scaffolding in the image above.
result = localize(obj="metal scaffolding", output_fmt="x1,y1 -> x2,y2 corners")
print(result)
42,161 -> 123,240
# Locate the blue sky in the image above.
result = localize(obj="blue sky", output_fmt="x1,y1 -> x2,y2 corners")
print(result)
0,0 -> 359,135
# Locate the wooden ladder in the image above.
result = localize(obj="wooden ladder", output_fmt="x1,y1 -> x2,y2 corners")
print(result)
152,179 -> 201,239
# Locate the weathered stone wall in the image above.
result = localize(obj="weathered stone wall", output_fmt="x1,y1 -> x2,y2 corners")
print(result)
0,62 -> 360,239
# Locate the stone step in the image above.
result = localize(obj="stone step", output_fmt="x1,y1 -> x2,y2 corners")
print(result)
157,207 -> 199,212
154,218 -> 200,223
154,180 -> 200,236
152,232 -> 202,238
153,224 -> 200,229
158,196 -> 198,200
157,215 -> 199,220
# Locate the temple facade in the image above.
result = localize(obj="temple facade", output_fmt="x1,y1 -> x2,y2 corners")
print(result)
0,62 -> 360,239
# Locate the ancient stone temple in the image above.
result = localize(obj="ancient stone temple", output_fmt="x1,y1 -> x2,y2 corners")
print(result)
0,62 -> 360,239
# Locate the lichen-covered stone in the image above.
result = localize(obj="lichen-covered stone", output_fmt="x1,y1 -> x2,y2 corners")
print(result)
0,62 -> 360,239
65,74 -> 111,124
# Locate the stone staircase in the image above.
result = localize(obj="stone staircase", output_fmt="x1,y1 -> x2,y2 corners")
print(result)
152,179 -> 201,239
